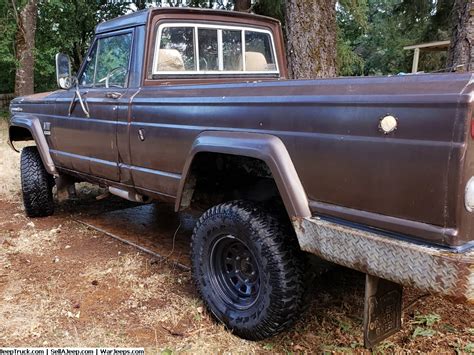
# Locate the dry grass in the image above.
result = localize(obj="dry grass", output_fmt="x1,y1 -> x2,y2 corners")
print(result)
0,280 -> 45,340
0,118 -> 24,202
79,251 -> 262,353
9,224 -> 62,255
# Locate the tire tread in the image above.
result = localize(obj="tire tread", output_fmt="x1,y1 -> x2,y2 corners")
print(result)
191,200 -> 306,340
20,146 -> 54,217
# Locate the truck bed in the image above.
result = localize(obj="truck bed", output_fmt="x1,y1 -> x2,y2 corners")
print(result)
129,73 -> 474,247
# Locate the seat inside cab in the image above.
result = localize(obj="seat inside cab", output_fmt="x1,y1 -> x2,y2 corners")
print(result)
243,51 -> 268,71
155,49 -> 269,72
156,49 -> 185,71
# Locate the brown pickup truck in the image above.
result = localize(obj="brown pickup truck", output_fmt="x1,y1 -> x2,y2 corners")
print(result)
8,7 -> 474,345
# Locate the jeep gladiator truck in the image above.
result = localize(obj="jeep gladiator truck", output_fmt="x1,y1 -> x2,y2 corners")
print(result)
8,8 -> 474,345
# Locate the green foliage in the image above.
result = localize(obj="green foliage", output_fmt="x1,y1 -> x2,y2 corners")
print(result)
34,0 -> 132,92
465,343 -> 474,353
412,326 -> 436,338
253,0 -> 284,23
1,110 -> 10,120
262,343 -> 275,350
442,323 -> 457,333
33,0 -> 232,92
411,312 -> 441,339
337,0 -> 455,76
413,312 -> 441,327
337,319 -> 352,332
0,0 -> 459,93
376,340 -> 395,351
339,0 -> 369,29
337,30 -> 365,76
0,1 -> 17,93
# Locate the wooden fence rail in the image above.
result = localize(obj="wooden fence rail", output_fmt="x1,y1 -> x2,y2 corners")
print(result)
0,93 -> 14,110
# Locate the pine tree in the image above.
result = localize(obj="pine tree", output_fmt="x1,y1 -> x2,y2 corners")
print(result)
285,0 -> 338,79
447,0 -> 474,71
11,0 -> 37,97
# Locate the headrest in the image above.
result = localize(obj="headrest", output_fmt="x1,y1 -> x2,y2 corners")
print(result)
245,51 -> 268,71
156,49 -> 185,71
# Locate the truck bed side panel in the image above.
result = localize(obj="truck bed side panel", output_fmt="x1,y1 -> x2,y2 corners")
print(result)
129,73 -> 474,246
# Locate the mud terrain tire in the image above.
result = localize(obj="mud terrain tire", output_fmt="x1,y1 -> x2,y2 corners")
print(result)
191,200 -> 306,340
21,146 -> 54,217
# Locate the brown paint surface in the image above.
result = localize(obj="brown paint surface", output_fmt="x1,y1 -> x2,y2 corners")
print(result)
9,8 -> 474,248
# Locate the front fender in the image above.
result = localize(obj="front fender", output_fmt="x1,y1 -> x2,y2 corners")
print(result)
9,115 -> 58,176
176,131 -> 311,219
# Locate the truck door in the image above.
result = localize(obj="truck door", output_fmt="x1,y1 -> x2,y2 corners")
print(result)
52,30 -> 134,182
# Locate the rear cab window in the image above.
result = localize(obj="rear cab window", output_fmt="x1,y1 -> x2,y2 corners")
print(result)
150,22 -> 279,78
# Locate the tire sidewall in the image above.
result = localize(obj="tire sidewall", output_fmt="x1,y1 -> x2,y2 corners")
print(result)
192,205 -> 276,331
20,146 -> 54,217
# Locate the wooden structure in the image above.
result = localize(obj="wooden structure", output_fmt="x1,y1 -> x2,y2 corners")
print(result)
403,40 -> 450,73
0,93 -> 14,110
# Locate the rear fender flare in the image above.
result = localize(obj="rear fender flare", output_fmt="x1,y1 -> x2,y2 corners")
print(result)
9,115 -> 57,176
175,131 -> 311,219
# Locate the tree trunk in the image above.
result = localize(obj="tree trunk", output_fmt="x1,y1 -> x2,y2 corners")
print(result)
285,0 -> 337,79
234,0 -> 251,12
135,0 -> 148,10
447,0 -> 474,71
13,0 -> 37,97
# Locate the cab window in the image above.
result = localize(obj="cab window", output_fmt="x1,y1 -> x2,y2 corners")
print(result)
158,27 -> 195,71
198,28 -> 219,71
80,32 -> 133,88
245,31 -> 276,71
223,29 -> 243,71
152,23 -> 278,76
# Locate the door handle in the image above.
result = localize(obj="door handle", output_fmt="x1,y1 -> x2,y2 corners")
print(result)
106,92 -> 122,99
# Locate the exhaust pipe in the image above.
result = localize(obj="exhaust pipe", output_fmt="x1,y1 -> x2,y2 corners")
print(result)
109,187 -> 151,203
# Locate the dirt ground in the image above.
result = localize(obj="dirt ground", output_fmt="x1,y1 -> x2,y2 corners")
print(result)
0,118 -> 473,353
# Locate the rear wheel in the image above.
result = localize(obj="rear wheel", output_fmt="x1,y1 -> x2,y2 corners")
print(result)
191,200 -> 306,340
20,146 -> 54,217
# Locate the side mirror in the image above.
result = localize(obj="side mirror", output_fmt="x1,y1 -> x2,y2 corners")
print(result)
55,53 -> 72,89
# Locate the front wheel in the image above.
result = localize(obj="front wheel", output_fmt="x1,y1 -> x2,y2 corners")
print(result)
20,146 -> 54,217
191,201 -> 306,340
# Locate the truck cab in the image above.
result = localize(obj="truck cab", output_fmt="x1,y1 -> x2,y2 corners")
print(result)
44,8 -> 289,192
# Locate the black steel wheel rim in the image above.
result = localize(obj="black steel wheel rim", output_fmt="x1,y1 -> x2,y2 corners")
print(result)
209,235 -> 261,309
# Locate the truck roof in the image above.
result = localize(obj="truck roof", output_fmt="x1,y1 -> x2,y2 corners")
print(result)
95,7 -> 281,35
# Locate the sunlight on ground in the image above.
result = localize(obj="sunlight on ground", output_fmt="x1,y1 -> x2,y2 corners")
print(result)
0,118 -> 23,202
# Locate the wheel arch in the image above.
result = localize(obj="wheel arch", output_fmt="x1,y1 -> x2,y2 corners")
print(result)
175,131 -> 311,219
9,115 -> 57,176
